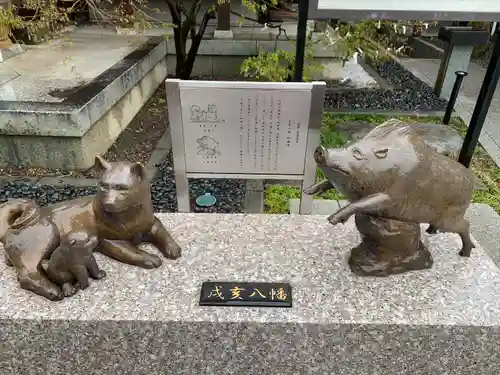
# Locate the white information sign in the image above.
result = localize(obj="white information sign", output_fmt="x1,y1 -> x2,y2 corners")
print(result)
166,80 -> 326,214
308,0 -> 500,21
180,88 -> 310,175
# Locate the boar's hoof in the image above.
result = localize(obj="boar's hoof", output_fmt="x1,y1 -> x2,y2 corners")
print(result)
303,185 -> 319,195
328,212 -> 348,226
459,245 -> 474,258
426,225 -> 438,234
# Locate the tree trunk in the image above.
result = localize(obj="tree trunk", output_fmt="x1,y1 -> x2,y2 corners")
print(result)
165,0 -> 214,80
173,27 -> 188,78
174,8 -> 214,80
217,1 -> 230,31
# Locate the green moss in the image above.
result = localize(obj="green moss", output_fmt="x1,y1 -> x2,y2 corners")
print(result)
264,114 -> 500,214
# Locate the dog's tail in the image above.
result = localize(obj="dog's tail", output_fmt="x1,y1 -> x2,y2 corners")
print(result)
0,198 -> 41,243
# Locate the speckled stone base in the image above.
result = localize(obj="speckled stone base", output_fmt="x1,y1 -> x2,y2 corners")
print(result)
1,213 -> 500,375
349,213 -> 434,276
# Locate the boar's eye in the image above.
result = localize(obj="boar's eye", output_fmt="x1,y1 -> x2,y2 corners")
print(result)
352,148 -> 365,160
115,184 -> 129,191
374,148 -> 388,159
99,182 -> 110,190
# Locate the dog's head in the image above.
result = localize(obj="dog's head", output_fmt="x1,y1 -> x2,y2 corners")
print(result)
66,231 -> 98,255
94,154 -> 148,213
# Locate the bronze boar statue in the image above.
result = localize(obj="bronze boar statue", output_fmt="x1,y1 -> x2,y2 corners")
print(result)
304,119 -> 483,275
0,155 -> 182,301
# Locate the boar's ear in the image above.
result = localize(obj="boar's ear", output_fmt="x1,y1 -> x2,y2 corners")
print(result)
87,236 -> 98,248
95,154 -> 111,172
130,162 -> 147,181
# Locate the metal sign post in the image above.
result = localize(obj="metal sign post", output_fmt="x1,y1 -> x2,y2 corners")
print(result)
166,79 -> 326,214
293,0 -> 310,82
307,0 -> 500,21
458,31 -> 500,167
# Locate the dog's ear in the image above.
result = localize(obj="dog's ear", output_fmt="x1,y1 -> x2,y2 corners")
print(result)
130,162 -> 147,181
95,154 -> 111,172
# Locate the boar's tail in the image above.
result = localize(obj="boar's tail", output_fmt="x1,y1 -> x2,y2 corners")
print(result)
0,199 -> 40,243
472,175 -> 488,191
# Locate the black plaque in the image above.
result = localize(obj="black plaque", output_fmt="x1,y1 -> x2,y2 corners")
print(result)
199,282 -> 292,307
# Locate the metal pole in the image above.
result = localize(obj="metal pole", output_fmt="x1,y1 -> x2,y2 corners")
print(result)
458,31 -> 500,167
443,71 -> 468,125
293,0 -> 309,82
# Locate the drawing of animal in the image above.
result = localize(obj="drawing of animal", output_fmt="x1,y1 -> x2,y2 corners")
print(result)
197,136 -> 221,156
206,104 -> 218,121
190,105 -> 204,121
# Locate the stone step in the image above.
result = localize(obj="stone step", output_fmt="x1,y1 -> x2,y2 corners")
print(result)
2,212 -> 500,374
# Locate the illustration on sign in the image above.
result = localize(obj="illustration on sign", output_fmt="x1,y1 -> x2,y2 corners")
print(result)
199,281 -> 292,307
190,104 -> 225,123
196,136 -> 221,157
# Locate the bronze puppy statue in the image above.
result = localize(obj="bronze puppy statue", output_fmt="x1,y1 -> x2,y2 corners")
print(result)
305,119 -> 482,258
0,155 -> 181,301
40,231 -> 105,297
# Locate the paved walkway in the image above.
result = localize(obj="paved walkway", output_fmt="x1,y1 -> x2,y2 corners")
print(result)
399,58 -> 500,166
0,26 -> 149,102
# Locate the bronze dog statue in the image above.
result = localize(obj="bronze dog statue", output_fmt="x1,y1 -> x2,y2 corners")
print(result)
0,155 -> 182,301
40,231 -> 105,297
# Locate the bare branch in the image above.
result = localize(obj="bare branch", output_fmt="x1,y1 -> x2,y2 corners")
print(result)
229,9 -> 291,40
164,0 -> 180,23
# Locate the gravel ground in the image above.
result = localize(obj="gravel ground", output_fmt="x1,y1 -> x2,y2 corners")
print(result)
324,60 -> 448,111
0,152 -> 245,213
150,153 -> 245,213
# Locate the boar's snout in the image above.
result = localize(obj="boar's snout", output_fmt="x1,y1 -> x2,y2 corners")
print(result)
315,146 -> 351,175
314,145 -> 327,165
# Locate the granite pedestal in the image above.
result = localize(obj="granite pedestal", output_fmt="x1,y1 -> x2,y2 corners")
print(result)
2,213 -> 500,374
